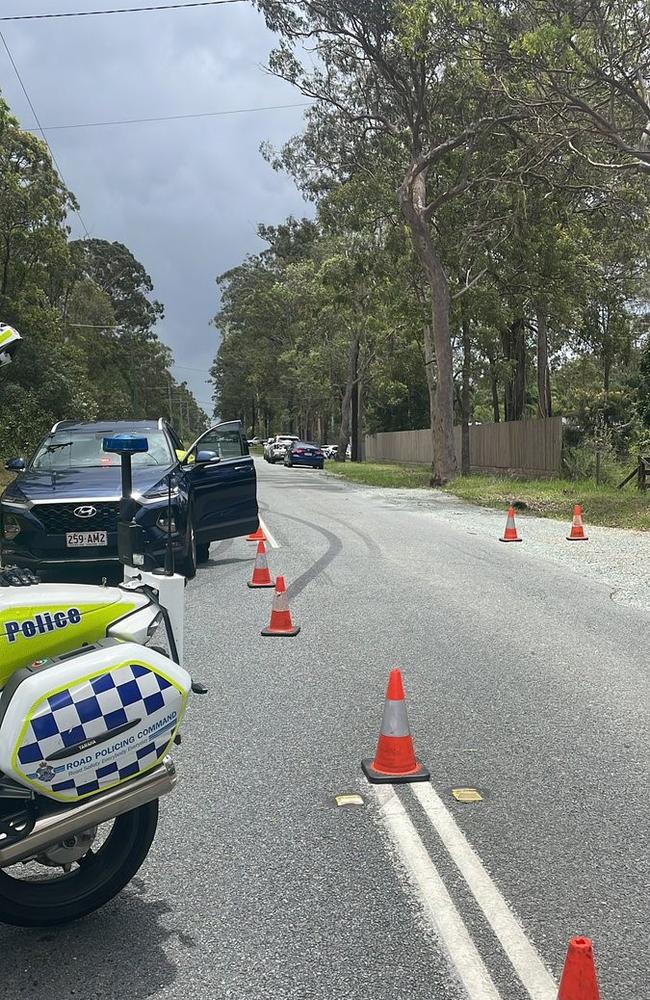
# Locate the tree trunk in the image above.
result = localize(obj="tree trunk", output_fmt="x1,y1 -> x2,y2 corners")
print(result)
357,374 -> 365,461
461,311 -> 471,475
422,322 -> 437,461
399,169 -> 457,485
350,373 -> 365,461
351,371 -> 359,461
502,318 -> 526,421
336,334 -> 360,461
1,239 -> 11,299
536,305 -> 551,418
603,352 -> 611,395
487,350 -> 500,422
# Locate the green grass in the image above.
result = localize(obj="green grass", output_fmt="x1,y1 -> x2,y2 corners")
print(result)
0,470 -> 13,492
446,474 -> 650,530
325,461 -> 432,488
325,460 -> 650,530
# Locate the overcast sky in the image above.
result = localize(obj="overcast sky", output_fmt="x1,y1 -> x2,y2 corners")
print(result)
0,0 -> 310,416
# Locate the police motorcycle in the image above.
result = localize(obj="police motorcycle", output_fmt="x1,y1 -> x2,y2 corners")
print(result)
0,326 -> 201,926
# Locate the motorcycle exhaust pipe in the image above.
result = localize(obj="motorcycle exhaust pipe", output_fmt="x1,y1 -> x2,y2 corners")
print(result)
0,756 -> 177,868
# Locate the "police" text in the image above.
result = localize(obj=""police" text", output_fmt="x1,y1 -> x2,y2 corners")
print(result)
4,608 -> 82,643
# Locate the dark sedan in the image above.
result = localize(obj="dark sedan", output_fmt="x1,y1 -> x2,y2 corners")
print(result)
0,418 -> 258,577
283,441 -> 324,470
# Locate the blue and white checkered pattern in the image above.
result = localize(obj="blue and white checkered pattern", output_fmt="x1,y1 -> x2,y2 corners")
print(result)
17,664 -> 182,798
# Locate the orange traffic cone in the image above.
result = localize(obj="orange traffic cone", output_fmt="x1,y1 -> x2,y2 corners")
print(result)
362,669 -> 430,784
247,524 -> 266,542
247,540 -> 275,589
261,576 -> 300,636
557,937 -> 601,1000
567,505 -> 588,541
500,505 -> 522,542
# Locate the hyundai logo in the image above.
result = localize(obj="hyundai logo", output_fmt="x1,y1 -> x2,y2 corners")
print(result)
73,505 -> 97,519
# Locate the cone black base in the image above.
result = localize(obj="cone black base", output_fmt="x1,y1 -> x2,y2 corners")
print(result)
261,625 -> 301,637
361,758 -> 430,784
566,536 -> 588,541
247,580 -> 276,588
499,537 -> 522,543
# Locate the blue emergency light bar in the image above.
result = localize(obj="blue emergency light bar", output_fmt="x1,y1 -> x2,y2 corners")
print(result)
103,434 -> 149,455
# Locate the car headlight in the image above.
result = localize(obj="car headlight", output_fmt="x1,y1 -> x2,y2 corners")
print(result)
142,480 -> 181,502
1,497 -> 30,510
2,515 -> 21,540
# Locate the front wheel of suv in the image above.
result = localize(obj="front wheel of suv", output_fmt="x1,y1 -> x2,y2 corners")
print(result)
196,542 -> 210,564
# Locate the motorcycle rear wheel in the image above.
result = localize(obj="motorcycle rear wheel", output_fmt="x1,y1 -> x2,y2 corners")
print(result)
0,800 -> 158,927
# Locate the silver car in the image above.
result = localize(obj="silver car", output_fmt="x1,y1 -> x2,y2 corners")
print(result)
268,435 -> 299,463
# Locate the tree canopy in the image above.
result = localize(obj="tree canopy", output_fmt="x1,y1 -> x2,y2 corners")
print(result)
0,93 -> 206,457
212,1 -> 650,479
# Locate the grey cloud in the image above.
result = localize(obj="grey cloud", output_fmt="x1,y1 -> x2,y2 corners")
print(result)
1,1 -> 310,414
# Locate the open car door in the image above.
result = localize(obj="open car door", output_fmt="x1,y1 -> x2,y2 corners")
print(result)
183,421 -> 258,542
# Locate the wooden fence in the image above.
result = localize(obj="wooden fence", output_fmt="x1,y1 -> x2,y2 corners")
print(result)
364,416 -> 563,477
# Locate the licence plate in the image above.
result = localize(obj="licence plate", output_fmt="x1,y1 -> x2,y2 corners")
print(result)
65,531 -> 108,548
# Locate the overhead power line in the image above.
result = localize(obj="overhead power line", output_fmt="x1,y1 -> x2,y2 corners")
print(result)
0,29 -> 91,237
28,102 -> 312,132
0,1 -> 246,22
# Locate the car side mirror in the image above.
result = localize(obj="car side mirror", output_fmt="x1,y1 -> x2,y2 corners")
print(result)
196,450 -> 221,465
5,458 -> 26,472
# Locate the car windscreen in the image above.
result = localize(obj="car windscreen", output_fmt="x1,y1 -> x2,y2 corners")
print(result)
31,430 -> 174,470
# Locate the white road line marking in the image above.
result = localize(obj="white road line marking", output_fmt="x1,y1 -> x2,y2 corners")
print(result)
259,516 -> 279,549
410,783 -> 557,1000
371,785 -> 502,1000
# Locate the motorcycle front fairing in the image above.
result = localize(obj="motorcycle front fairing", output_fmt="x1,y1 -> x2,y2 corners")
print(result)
0,583 -> 151,685
0,641 -> 191,803
0,577 -> 191,805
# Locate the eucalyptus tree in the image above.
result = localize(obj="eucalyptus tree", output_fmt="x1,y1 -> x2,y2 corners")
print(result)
512,0 -> 650,175
255,0 -> 527,482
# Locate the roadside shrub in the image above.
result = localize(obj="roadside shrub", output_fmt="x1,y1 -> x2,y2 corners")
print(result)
562,432 -> 626,485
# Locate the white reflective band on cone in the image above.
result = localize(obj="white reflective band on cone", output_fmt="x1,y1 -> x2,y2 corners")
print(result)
380,698 -> 411,737
273,591 -> 290,613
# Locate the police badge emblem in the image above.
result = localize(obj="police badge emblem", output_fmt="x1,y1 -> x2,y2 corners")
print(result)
35,761 -> 56,783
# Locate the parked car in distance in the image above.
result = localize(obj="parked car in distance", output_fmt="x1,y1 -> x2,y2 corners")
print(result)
0,418 -> 258,577
267,435 -> 300,464
284,441 -> 324,470
247,437 -> 261,446
322,445 -> 338,459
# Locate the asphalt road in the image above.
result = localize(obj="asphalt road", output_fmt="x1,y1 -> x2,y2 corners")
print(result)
3,458 -> 649,999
